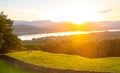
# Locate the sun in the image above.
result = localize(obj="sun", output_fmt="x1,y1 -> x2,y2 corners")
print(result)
65,13 -> 101,25
69,11 -> 101,25
70,19 -> 87,25
45,4 -> 101,24
51,11 -> 100,25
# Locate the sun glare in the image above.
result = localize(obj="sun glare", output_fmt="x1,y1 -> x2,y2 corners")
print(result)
47,5 -> 101,25
51,11 -> 101,25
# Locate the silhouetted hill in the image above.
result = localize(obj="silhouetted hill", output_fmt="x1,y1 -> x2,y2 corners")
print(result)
13,25 -> 60,35
13,21 -> 80,35
13,24 -> 76,35
78,21 -> 120,31
14,25 -> 44,35
13,20 -> 120,35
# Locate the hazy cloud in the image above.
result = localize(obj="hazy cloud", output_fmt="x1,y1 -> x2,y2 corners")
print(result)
98,9 -> 113,13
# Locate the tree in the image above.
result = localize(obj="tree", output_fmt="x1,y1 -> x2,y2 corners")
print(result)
0,12 -> 25,53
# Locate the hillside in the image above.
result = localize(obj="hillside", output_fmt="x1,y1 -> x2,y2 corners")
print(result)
8,51 -> 120,73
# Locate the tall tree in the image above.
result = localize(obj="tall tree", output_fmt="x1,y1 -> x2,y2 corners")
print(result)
0,12 -> 24,53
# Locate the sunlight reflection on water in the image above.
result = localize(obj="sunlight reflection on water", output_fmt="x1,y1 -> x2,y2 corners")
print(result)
18,30 -> 120,40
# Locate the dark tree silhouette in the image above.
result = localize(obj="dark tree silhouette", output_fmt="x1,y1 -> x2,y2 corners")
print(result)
0,12 -> 24,53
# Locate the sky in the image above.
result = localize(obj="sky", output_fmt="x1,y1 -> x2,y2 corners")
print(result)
0,0 -> 120,23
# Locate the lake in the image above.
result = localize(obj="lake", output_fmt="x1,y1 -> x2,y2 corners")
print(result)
18,30 -> 120,40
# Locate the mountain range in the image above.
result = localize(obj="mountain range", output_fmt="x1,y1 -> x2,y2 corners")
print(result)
13,20 -> 120,35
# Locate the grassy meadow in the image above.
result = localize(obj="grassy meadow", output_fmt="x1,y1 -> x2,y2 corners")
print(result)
7,51 -> 120,73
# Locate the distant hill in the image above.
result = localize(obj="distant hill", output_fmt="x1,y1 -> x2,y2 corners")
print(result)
13,20 -> 120,35
13,25 -> 66,35
14,25 -> 45,35
14,20 -> 58,28
78,21 -> 120,31
13,21 -> 80,35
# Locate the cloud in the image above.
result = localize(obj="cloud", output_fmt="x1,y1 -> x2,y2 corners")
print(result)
98,9 -> 113,13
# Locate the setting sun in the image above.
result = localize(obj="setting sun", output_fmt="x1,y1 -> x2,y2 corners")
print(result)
42,3 -> 102,24
50,10 -> 101,24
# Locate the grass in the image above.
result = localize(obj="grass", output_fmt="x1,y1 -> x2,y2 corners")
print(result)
8,51 -> 120,73
0,59 -> 37,73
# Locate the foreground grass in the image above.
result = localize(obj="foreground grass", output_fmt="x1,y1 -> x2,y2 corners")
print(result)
0,59 -> 36,73
8,51 -> 120,73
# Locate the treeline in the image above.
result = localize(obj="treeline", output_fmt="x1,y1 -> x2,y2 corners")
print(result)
24,33 -> 120,58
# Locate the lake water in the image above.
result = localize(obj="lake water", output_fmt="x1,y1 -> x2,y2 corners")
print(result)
18,30 -> 120,40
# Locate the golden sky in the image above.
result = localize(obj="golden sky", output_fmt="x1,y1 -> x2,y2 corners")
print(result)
0,0 -> 120,23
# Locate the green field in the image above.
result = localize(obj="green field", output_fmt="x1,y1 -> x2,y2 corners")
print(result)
7,51 -> 120,73
0,59 -> 36,73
